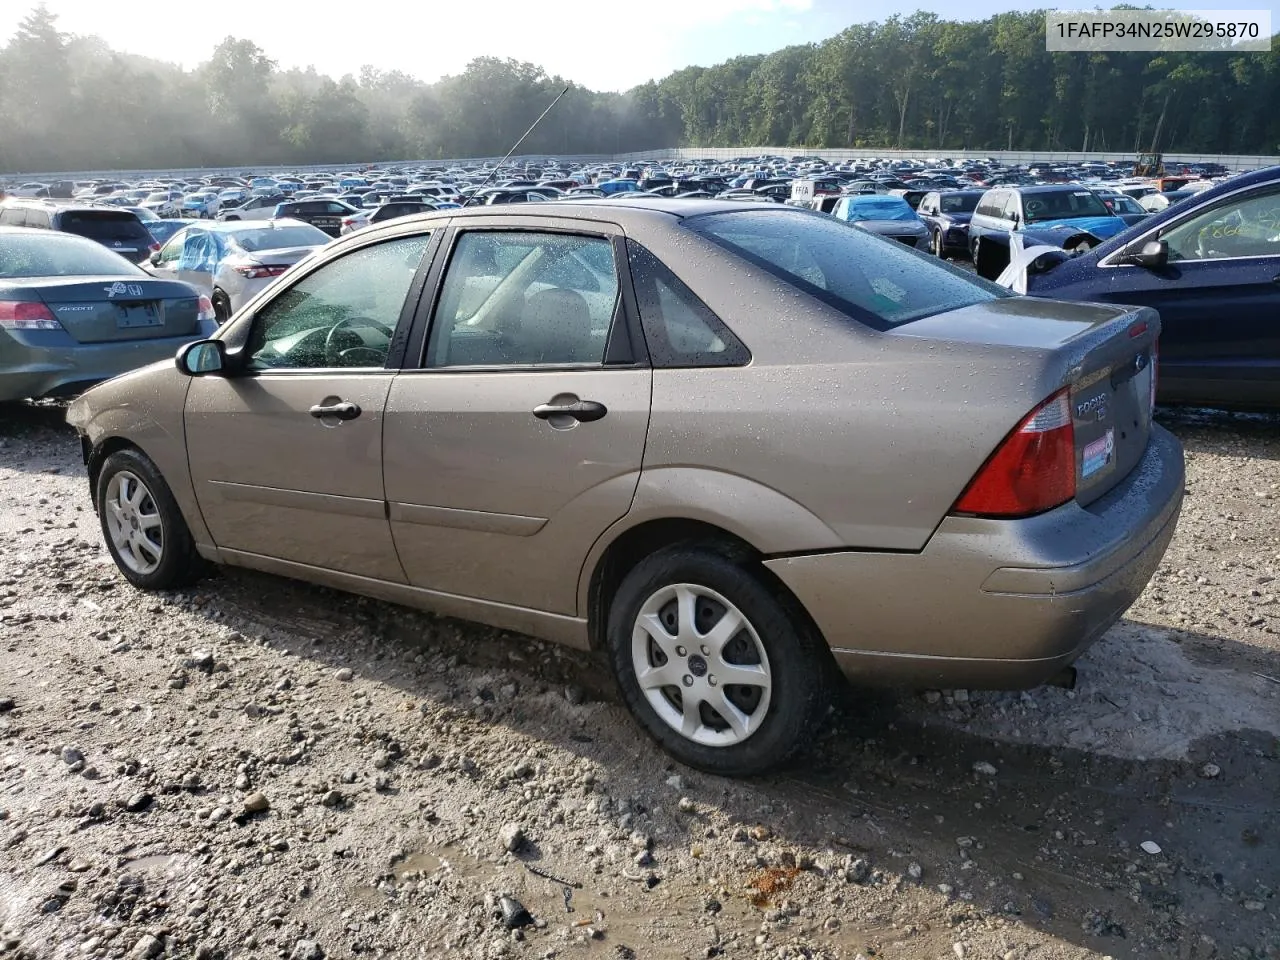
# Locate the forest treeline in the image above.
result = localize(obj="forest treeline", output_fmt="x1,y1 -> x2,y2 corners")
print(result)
2,5 -> 1277,173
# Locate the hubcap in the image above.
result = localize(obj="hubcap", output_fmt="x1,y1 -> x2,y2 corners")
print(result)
631,583 -> 772,748
103,471 -> 164,576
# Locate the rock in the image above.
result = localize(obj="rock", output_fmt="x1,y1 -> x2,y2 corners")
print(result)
124,793 -> 153,813
953,943 -> 966,959
243,792 -> 270,814
374,774 -> 391,792
953,689 -> 969,704
678,797 -> 696,814
0,697 -> 14,713
823,917 -> 840,932
274,677 -> 291,692
847,858 -> 871,884
81,766 -> 99,780
749,825 -> 771,841
923,690 -> 942,704
289,940 -> 324,960
372,750 -> 391,770
499,895 -> 533,929
61,747 -> 84,766
129,934 -> 164,960
167,677 -> 186,691
209,807 -> 230,824
499,822 -> 525,853
234,772 -> 251,790
907,862 -> 923,881
634,849 -> 655,867
182,772 -> 201,790
334,668 -> 354,682
564,684 -> 585,705
972,761 -> 998,777
665,774 -> 685,791
320,790 -> 343,808
1140,840 -> 1162,855
1200,762 -> 1222,779
34,845 -> 65,866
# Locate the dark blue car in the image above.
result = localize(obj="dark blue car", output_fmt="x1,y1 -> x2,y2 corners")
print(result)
969,185 -> 1130,279
916,190 -> 983,258
999,166 -> 1280,410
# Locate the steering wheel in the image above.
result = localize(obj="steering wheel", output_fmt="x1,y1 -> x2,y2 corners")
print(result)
323,315 -> 395,366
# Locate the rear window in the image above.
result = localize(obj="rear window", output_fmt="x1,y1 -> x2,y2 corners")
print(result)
940,193 -> 980,214
0,232 -> 144,279
839,196 -> 917,222
59,212 -> 152,243
227,224 -> 329,252
686,209 -> 1009,329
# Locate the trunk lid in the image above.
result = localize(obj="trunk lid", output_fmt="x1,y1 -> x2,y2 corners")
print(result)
35,276 -> 201,344
242,244 -> 319,267
899,296 -> 1158,507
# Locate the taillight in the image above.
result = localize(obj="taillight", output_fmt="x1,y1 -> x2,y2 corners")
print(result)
149,242 -> 161,253
952,389 -> 1076,518
0,300 -> 63,330
196,295 -> 218,325
233,264 -> 289,279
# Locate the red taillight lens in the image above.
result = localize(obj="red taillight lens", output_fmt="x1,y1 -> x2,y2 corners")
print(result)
233,264 -> 289,279
149,242 -> 161,253
0,300 -> 62,330
953,390 -> 1076,518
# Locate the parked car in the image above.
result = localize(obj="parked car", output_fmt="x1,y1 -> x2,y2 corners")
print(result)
1098,193 -> 1152,226
1138,189 -> 1200,213
140,191 -> 183,218
271,198 -> 361,237
831,194 -> 929,249
182,192 -> 222,219
0,226 -> 216,401
916,189 -> 983,258
0,200 -> 158,264
339,200 -> 435,235
969,185 -> 1131,279
142,219 -> 330,324
67,199 -> 1182,775
217,194 -> 289,221
995,166 -> 1280,410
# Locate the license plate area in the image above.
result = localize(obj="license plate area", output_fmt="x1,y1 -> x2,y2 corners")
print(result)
115,302 -> 162,328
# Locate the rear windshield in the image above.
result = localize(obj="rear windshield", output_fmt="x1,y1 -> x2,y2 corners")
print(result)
686,209 -> 1008,329
227,224 -> 329,252
60,212 -> 152,243
1022,189 -> 1111,223
0,232 -> 145,279
940,193 -> 980,213
838,196 -> 917,222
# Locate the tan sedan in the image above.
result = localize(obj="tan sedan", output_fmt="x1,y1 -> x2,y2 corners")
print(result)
67,199 -> 1184,776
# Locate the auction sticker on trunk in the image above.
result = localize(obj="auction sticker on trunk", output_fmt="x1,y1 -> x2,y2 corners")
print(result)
1082,427 -> 1115,479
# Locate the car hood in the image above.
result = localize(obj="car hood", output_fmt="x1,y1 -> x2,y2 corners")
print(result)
1026,215 -> 1127,238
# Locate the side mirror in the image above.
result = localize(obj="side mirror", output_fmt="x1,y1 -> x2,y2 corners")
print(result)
1119,239 -> 1168,270
176,339 -> 226,377
149,250 -> 162,266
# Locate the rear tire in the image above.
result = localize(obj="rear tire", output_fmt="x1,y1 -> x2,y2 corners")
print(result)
211,290 -> 232,325
606,546 -> 830,776
96,448 -> 204,591
932,229 -> 944,258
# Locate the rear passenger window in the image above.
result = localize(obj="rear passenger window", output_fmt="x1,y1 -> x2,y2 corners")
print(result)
626,241 -> 749,368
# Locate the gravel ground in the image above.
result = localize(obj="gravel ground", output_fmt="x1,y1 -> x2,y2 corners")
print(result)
0,401 -> 1277,960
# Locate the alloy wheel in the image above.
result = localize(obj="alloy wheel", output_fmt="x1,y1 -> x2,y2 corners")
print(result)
103,470 -> 164,576
631,583 -> 772,747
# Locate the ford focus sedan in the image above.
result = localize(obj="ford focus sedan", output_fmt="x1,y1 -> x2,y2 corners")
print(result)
67,199 -> 1184,776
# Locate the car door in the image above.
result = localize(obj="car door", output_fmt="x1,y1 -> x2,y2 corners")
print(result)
383,221 -> 651,615
185,230 -> 438,580
175,229 -> 218,293
1098,183 -> 1280,404
143,228 -> 189,279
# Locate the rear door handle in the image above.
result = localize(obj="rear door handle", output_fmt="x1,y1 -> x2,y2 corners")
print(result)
532,400 -> 608,423
309,401 -> 361,421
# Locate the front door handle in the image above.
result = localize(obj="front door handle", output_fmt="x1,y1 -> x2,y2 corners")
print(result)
309,400 -> 361,421
533,399 -> 608,423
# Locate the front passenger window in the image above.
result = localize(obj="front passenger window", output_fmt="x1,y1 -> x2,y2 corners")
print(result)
246,233 -> 430,370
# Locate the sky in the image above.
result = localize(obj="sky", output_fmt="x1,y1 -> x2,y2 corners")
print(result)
6,0 -> 1279,91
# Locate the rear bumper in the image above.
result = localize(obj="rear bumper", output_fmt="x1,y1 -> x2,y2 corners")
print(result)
764,424 -> 1185,690
0,325 -> 215,402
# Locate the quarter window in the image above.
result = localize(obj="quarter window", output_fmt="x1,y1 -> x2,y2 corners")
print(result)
426,231 -> 620,368
246,233 -> 430,370
1160,188 -> 1280,261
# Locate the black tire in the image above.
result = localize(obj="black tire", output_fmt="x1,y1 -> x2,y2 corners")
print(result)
606,545 -> 831,776
932,229 -> 943,258
96,448 -> 204,590
211,290 -> 232,325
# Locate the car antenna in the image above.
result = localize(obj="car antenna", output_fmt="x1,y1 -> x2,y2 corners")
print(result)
463,85 -> 570,207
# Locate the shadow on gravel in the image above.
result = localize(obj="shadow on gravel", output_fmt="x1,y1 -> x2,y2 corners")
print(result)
1156,405 -> 1280,461
181,564 -> 1280,960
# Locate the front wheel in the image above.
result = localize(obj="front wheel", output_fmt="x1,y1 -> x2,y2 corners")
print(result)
606,546 -> 831,776
96,448 -> 204,590
932,229 -> 944,258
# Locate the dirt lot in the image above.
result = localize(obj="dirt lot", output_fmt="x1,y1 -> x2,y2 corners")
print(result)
0,402 -> 1277,960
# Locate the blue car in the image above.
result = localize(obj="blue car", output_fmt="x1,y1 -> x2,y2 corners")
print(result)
969,185 -> 1129,279
997,166 -> 1280,410
916,190 -> 984,258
